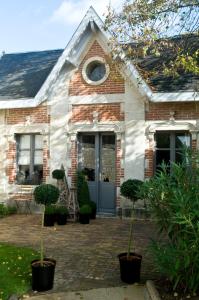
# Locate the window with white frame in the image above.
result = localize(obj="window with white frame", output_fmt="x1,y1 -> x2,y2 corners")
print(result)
155,131 -> 191,172
16,134 -> 43,185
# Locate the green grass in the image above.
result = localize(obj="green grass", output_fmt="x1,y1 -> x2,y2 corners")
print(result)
0,243 -> 39,300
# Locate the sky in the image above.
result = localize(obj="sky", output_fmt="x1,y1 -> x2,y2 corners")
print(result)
0,0 -> 122,54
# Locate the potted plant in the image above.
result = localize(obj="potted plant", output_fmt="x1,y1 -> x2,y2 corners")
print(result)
118,179 -> 143,284
88,200 -> 97,219
44,205 -> 56,226
31,184 -> 59,291
55,205 -> 69,225
79,204 -> 92,224
52,169 -> 65,190
77,170 -> 91,207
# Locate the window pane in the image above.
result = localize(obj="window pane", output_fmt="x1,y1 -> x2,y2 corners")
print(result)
17,165 -> 30,184
20,135 -> 30,149
156,150 -> 170,168
35,135 -> 43,149
34,150 -> 43,165
156,133 -> 170,148
18,150 -> 30,165
175,151 -> 184,164
175,134 -> 190,148
33,165 -> 43,185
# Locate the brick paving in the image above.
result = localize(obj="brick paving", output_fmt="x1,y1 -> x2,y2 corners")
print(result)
0,215 -> 159,294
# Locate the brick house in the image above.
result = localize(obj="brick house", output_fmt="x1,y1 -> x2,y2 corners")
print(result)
0,7 -> 198,214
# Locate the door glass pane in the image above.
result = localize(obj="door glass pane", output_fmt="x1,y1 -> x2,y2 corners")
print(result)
81,135 -> 95,181
156,132 -> 170,148
101,135 -> 115,183
175,134 -> 190,148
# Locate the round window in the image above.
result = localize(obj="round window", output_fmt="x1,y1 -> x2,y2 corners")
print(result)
82,57 -> 110,85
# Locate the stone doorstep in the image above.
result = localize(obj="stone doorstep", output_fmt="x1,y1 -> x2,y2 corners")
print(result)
18,282 -> 161,300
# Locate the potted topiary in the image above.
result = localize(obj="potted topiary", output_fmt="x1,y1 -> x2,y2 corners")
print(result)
52,169 -> 65,180
118,179 -> 143,284
88,200 -> 97,219
34,183 -> 60,227
79,204 -> 92,224
55,206 -> 69,225
44,205 -> 56,226
77,170 -> 91,207
31,183 -> 59,292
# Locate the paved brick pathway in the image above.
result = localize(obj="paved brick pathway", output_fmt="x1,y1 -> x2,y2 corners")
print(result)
0,215 -> 159,294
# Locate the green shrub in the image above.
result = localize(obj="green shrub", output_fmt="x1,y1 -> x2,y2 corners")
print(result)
139,151 -> 199,293
34,184 -> 60,206
52,169 -> 65,180
79,204 -> 92,215
44,205 -> 56,215
77,171 -> 90,206
120,179 -> 143,203
88,200 -> 96,211
0,204 -> 17,217
0,204 -> 7,216
55,206 -> 69,215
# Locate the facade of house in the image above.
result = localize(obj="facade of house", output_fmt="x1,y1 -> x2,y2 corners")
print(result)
0,7 -> 198,214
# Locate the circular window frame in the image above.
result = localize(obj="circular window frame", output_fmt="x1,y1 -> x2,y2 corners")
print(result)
82,56 -> 110,86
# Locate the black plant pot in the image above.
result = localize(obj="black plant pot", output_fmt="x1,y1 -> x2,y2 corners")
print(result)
31,258 -> 56,292
44,214 -> 55,227
79,213 -> 90,224
118,252 -> 142,284
57,213 -> 67,225
90,209 -> 96,219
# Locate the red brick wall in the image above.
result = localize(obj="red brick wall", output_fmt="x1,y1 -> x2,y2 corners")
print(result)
71,103 -> 124,123
69,40 -> 125,96
144,149 -> 154,178
146,102 -> 199,120
6,106 -> 50,125
6,142 -> 16,184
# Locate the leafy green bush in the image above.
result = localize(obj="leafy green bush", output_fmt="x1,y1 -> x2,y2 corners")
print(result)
88,200 -> 96,211
120,179 -> 143,203
79,204 -> 92,215
55,206 -> 69,215
77,171 -> 90,207
44,205 -> 56,215
52,169 -> 65,180
0,204 -> 17,217
34,184 -> 60,206
139,151 -> 199,293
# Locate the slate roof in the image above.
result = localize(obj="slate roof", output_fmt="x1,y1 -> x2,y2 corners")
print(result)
0,34 -> 198,100
0,49 -> 63,99
135,34 -> 199,92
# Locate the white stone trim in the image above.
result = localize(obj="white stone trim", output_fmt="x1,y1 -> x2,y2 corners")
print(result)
82,56 -> 110,85
68,121 -> 124,135
146,120 -> 197,136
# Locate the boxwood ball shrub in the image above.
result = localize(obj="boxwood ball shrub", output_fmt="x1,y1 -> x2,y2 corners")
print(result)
52,169 -> 65,180
79,204 -> 92,215
77,170 -> 90,207
120,179 -> 143,203
34,184 -> 60,206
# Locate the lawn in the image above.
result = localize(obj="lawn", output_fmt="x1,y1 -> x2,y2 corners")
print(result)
0,243 -> 39,300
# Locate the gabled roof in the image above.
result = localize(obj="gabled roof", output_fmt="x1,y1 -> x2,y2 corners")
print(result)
0,6 -> 198,108
0,49 -> 63,99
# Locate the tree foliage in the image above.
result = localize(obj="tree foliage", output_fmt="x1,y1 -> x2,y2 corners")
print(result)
105,0 -> 199,80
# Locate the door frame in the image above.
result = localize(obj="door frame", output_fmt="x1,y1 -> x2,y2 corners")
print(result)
78,132 -> 116,213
